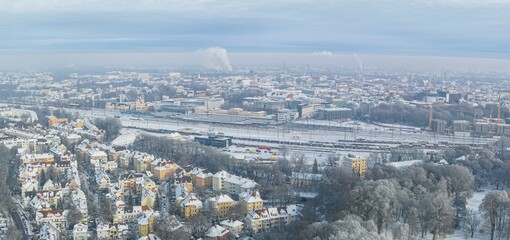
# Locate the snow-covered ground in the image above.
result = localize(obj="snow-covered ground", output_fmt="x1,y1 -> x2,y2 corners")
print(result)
466,189 -> 487,212
111,129 -> 140,146
111,128 -> 182,146
446,187 -> 501,240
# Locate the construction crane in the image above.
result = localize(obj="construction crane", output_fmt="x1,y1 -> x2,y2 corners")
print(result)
429,103 -> 477,130
428,104 -> 448,129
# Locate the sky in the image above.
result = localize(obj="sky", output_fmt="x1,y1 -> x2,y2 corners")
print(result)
0,0 -> 510,70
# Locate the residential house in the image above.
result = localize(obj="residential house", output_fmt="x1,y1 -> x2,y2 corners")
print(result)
239,189 -> 264,213
133,152 -> 155,173
151,159 -> 181,181
37,221 -> 61,240
212,171 -> 257,194
96,223 -> 129,240
87,148 -> 107,168
137,210 -> 159,237
21,153 -> 54,164
72,223 -> 88,240
35,210 -> 67,231
180,194 -> 202,219
291,172 -> 323,188
207,194 -> 237,218
95,168 -> 111,189
245,205 -> 300,233
191,167 -> 213,188
220,219 -> 243,237
205,225 -> 229,240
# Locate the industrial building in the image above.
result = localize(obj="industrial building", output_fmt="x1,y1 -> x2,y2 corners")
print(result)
431,119 -> 447,134
452,120 -> 469,132
474,122 -> 491,136
316,108 -> 352,120
194,135 -> 233,148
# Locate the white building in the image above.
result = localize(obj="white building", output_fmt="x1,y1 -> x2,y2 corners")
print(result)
73,223 -> 88,240
212,171 -> 257,194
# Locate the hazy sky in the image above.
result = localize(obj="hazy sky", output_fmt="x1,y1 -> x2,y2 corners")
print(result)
0,0 -> 509,70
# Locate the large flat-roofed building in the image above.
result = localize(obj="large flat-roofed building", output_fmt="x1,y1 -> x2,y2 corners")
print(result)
475,122 -> 490,136
297,104 -> 323,119
446,93 -> 462,104
317,108 -> 352,120
431,119 -> 447,134
452,120 -> 469,132
194,135 -> 233,148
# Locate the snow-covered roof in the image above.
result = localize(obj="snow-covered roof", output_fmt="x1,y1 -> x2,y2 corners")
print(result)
240,190 -> 263,203
73,223 -> 88,234
180,194 -> 203,208
206,225 -> 229,238
386,160 -> 422,168
215,194 -> 235,204
220,219 -> 243,228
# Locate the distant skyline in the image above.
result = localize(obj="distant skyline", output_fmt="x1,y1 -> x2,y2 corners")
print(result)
1,0 -> 509,70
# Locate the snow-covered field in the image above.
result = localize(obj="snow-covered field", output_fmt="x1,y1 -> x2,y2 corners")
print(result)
111,128 -> 178,146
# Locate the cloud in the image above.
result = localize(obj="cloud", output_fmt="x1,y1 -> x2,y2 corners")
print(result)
1,0 -> 508,13
197,47 -> 233,71
312,51 -> 334,56
0,0 -> 509,58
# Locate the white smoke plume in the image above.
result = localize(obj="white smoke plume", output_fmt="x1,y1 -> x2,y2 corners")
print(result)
351,53 -> 363,72
198,47 -> 232,71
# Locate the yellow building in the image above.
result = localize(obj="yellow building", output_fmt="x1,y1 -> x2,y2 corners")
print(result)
137,212 -> 155,237
21,153 -> 54,164
239,190 -> 264,213
118,173 -> 144,192
349,155 -> 367,179
75,119 -> 85,129
138,220 -> 149,237
181,194 -> 202,219
48,116 -> 68,127
141,191 -> 156,209
142,179 -> 158,193
191,168 -> 213,188
209,194 -> 237,218
136,99 -> 148,112
133,153 -> 155,173
151,160 -> 181,181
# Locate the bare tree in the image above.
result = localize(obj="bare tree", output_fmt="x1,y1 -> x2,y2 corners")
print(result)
327,154 -> 339,167
480,191 -> 509,240
463,209 -> 482,238
67,205 -> 83,229
428,184 -> 454,240
94,117 -> 123,142
187,214 -> 211,239
291,153 -> 307,173
227,202 -> 246,219
154,214 -> 189,240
